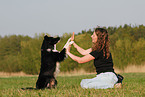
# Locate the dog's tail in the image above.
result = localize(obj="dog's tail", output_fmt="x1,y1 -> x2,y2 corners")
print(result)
21,87 -> 38,90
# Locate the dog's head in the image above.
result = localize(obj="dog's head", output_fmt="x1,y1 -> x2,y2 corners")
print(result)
41,35 -> 60,51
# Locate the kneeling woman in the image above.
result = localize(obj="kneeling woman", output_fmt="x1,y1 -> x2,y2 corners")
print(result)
66,28 -> 123,89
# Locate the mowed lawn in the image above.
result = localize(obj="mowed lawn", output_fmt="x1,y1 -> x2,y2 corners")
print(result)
0,73 -> 145,97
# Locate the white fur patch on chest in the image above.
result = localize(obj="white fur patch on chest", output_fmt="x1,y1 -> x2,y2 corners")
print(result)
46,44 -> 60,53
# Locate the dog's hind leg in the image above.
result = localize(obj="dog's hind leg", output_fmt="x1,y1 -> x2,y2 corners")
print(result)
47,78 -> 56,89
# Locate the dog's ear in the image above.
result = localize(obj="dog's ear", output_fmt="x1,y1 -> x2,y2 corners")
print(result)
44,35 -> 53,41
44,35 -> 48,39
43,35 -> 60,44
53,37 -> 60,44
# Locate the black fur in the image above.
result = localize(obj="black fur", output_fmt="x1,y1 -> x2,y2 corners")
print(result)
36,35 -> 66,89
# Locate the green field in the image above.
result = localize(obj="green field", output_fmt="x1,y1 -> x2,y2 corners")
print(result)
0,73 -> 145,97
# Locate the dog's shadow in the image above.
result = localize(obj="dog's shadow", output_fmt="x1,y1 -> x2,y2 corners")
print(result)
21,87 -> 38,90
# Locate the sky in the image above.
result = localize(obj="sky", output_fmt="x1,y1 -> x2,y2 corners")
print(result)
0,0 -> 145,37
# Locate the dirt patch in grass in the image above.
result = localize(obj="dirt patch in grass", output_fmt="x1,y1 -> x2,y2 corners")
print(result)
0,71 -> 36,77
0,65 -> 145,77
115,65 -> 145,73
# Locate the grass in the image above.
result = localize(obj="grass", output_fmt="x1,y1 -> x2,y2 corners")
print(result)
0,73 -> 145,97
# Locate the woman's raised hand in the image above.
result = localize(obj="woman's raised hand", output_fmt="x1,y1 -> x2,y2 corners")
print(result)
71,32 -> 74,41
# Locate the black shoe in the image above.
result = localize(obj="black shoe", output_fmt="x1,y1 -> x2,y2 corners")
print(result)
117,74 -> 124,83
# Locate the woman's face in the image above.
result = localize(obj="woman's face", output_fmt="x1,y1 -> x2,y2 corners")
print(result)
91,31 -> 98,43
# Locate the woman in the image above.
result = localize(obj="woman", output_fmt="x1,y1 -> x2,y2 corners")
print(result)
66,28 -> 123,89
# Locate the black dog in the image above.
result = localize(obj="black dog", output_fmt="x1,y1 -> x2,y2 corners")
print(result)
36,35 -> 66,89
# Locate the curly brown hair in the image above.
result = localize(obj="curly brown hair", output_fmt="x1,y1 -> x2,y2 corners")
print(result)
92,28 -> 110,59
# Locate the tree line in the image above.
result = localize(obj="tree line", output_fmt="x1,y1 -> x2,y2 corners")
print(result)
0,24 -> 145,74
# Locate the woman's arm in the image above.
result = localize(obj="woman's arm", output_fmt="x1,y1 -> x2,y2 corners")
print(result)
73,42 -> 92,55
66,50 -> 95,64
